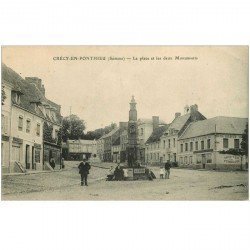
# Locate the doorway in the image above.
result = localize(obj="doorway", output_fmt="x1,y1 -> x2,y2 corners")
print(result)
25,145 -> 30,169
202,154 -> 206,169
32,146 -> 35,170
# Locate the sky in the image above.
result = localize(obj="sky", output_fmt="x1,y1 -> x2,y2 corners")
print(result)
2,46 -> 248,131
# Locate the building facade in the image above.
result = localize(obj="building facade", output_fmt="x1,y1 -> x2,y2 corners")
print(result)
160,104 -> 206,165
178,116 -> 248,170
66,139 -> 98,162
1,63 -> 62,173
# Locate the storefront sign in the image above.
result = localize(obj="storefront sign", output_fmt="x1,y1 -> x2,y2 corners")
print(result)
134,168 -> 146,174
223,155 -> 241,164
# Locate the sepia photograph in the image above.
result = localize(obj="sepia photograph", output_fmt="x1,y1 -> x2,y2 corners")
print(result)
1,46 -> 249,200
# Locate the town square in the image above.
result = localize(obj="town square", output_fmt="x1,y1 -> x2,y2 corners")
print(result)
1,46 -> 249,200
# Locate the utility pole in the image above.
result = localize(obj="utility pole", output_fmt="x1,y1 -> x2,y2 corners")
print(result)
214,124 -> 217,170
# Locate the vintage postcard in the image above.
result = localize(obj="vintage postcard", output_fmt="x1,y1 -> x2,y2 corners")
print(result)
1,46 -> 248,200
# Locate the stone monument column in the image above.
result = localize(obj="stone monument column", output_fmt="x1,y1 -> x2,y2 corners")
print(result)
127,95 -> 139,167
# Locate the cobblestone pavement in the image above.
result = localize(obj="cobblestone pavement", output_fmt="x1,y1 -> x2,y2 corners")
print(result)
1,162 -> 249,200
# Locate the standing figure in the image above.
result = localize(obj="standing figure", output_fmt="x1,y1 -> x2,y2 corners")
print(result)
78,159 -> 91,186
50,157 -> 55,170
160,166 -> 165,179
165,160 -> 171,179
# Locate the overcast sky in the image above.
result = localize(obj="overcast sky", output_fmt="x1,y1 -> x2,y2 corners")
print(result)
2,46 -> 248,131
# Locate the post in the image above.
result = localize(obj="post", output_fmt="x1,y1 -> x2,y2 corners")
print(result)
214,124 -> 217,170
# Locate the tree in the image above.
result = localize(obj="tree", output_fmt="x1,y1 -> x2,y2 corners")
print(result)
62,114 -> 85,142
241,123 -> 248,169
241,123 -> 248,157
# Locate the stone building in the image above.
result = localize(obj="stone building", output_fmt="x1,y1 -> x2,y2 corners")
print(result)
111,137 -> 121,163
1,63 -> 62,173
178,116 -> 248,170
145,124 -> 169,164
66,139 -> 99,162
160,104 -> 206,164
137,116 -> 166,163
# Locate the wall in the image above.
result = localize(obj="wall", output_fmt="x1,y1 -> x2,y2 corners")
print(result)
10,105 -> 44,171
1,82 -> 12,173
178,134 -> 246,170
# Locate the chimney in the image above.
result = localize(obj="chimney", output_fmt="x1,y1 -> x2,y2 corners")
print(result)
184,105 -> 190,114
119,122 -> 128,130
152,116 -> 159,131
175,112 -> 181,119
25,77 -> 45,95
190,104 -> 198,113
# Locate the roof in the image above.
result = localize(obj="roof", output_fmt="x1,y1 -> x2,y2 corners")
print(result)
168,113 -> 191,131
68,139 -> 96,145
179,116 -> 248,139
2,63 -> 62,125
146,124 -> 169,144
101,127 -> 120,139
112,137 -> 120,146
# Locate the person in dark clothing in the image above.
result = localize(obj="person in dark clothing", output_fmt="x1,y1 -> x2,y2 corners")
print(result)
78,159 -> 91,186
50,158 -> 55,169
165,160 -> 171,179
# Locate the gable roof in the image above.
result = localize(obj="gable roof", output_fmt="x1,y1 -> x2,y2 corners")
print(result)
167,111 -> 206,132
2,63 -> 62,125
179,116 -> 248,140
146,124 -> 169,144
101,127 -> 120,139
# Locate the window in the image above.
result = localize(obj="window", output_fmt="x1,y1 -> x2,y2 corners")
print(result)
206,153 -> 212,163
189,156 -> 193,164
180,144 -> 183,152
163,140 -> 166,149
168,139 -> 171,148
35,149 -> 41,163
1,115 -> 8,134
223,138 -> 229,148
180,157 -> 183,164
18,116 -> 23,131
195,141 -> 198,150
184,156 -> 188,164
26,119 -> 31,133
201,141 -> 204,150
190,142 -> 193,151
185,143 -> 188,151
196,155 -> 202,164
173,138 -> 176,148
207,139 -> 210,149
141,128 -> 143,135
168,154 -> 170,160
36,123 -> 41,136
150,153 -> 152,160
157,153 -> 159,160
234,139 -> 240,149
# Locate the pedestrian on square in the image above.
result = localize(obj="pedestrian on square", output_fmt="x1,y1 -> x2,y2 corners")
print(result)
78,159 -> 91,186
165,160 -> 171,179
50,157 -> 55,170
61,157 -> 65,169
160,166 -> 165,179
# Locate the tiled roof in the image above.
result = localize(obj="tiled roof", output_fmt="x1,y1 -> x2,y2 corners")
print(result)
68,139 -> 95,145
101,127 -> 120,139
146,124 -> 169,144
179,116 -> 248,139
2,63 -> 62,125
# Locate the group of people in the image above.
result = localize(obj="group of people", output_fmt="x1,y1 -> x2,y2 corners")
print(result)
77,158 -> 172,186
160,160 -> 172,179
